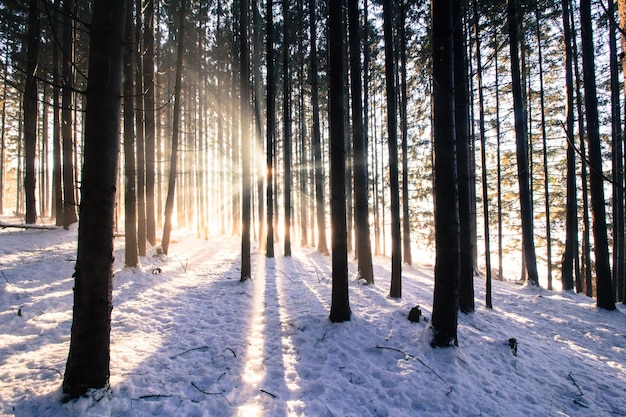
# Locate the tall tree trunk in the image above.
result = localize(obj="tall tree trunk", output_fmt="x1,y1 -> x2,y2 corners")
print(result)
570,3 -> 591,294
62,0 -> 78,228
400,0 -> 412,266
62,0 -> 125,398
348,0 -> 374,284
310,0 -> 328,255
1,51 -> 8,216
123,0 -> 138,267
618,0 -> 626,304
240,0 -> 252,281
328,0 -> 351,323
252,0 -> 265,249
507,0 -> 540,287
160,0 -> 185,256
431,0 -> 460,348
534,7 -> 553,290
383,0 -> 402,298
580,0 -> 616,310
23,0 -> 40,224
561,0 -> 578,292
457,0 -> 475,313
266,0 -> 275,257
135,0 -> 146,256
493,23 -> 503,287
283,0 -> 292,257
143,0 -> 156,247
608,0 -> 624,302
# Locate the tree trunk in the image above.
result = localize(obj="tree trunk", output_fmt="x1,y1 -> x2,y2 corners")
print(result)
266,0 -> 275,257
399,0 -> 412,267
561,0 -> 578,292
1,51 -> 8,216
62,0 -> 125,398
161,0 -> 185,256
328,0 -> 351,323
62,0 -> 78,229
507,0 -> 540,287
240,0 -> 252,281
348,0 -> 374,284
143,0 -> 156,247
383,0 -> 402,298
310,0 -> 328,255
608,0 -> 624,302
431,0 -> 460,347
23,0 -> 40,225
457,0 -> 475,313
618,0 -> 626,304
283,0 -> 292,257
580,0 -> 616,310
135,0 -> 146,256
123,0 -> 138,267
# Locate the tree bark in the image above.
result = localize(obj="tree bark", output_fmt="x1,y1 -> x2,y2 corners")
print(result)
507,0 -> 540,287
123,0 -> 138,267
143,0 -> 156,247
580,0 -> 615,310
23,0 -> 40,224
328,0 -> 351,323
62,0 -> 125,398
62,0 -> 78,229
283,0 -> 292,257
561,0 -> 578,292
240,0 -> 252,281
266,0 -> 275,257
431,0 -> 460,347
161,0 -> 185,256
383,0 -> 402,298
348,0 -> 374,284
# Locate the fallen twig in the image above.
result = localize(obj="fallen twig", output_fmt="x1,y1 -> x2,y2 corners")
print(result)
225,347 -> 237,358
170,345 -> 208,359
138,394 -> 173,400
1,270 -> 10,284
376,345 -> 448,385
260,389 -> 277,398
568,372 -> 584,396
29,366 -> 62,377
191,382 -> 232,406
278,270 -> 295,283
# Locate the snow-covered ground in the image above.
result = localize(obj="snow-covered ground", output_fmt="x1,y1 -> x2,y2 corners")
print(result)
1,219 -> 625,416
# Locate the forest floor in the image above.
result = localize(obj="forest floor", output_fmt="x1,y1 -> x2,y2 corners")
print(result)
0,217 -> 625,416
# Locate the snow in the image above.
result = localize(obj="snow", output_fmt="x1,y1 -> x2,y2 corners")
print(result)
1,220 -> 625,416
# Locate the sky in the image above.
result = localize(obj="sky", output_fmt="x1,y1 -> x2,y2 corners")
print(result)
1,218 -> 625,416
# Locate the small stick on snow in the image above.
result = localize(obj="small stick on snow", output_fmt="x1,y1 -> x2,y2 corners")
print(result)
169,345 -> 208,359
260,389 -> 277,398
225,347 -> 237,357
568,372 -> 584,396
191,382 -> 232,406
1,270 -> 10,284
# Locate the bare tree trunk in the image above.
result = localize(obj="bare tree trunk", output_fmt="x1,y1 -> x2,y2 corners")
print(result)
431,0 -> 460,347
508,0 -> 540,286
328,0 -> 351,323
580,0 -> 615,310
383,0 -> 402,298
283,0 -> 292,257
23,0 -> 40,224
62,0 -> 78,228
135,0 -> 146,256
561,0 -> 578,292
123,0 -> 138,267
266,0 -> 275,257
62,0 -> 125,398
309,0 -> 328,255
399,0 -> 412,266
161,0 -> 185,256
348,0 -> 374,284
240,0 -> 252,281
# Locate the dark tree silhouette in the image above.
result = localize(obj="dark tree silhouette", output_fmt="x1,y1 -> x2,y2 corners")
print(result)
580,0 -> 615,310
348,0 -> 374,284
23,0 -> 39,225
63,0 -> 126,399
240,0 -> 252,281
328,0 -> 350,323
266,0 -> 276,258
507,0 -> 540,286
431,0 -> 460,348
